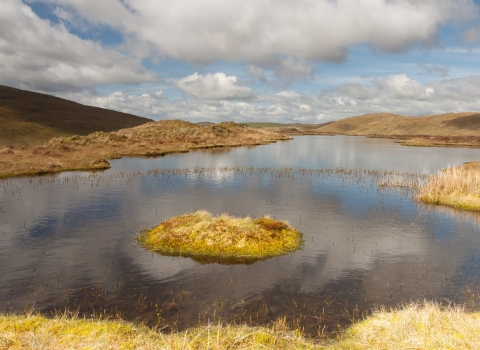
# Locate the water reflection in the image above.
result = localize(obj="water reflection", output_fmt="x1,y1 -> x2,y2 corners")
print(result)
110,136 -> 480,173
1,137 -> 480,337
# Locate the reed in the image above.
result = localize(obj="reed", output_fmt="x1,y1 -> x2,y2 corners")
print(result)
416,164 -> 480,211
137,210 -> 303,264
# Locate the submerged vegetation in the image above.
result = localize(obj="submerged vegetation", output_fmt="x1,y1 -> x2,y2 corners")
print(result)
2,302 -> 479,349
137,210 -> 303,264
416,163 -> 480,211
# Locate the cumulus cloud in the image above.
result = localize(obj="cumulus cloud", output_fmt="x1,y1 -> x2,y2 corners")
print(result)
32,0 -> 477,65
60,73 -> 480,124
372,74 -> 435,100
0,0 -> 157,92
173,73 -> 256,100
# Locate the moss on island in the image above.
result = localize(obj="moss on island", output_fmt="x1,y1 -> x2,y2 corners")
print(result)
137,210 -> 303,264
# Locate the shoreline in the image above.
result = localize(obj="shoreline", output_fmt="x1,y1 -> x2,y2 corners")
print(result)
2,301 -> 479,349
0,120 -> 291,179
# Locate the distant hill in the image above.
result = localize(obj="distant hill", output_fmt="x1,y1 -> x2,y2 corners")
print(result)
314,112 -> 480,136
0,85 -> 152,146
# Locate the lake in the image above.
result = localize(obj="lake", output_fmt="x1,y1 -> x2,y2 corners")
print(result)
2,135 -> 480,336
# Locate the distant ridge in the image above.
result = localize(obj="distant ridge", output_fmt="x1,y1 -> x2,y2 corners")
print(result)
0,85 -> 152,146
314,112 -> 480,136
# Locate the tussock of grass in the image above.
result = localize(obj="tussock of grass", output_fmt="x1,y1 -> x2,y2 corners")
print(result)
137,210 -> 303,264
335,302 -> 480,349
416,164 -> 480,211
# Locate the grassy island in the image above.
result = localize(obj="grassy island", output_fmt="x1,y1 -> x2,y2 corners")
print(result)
416,163 -> 480,211
137,210 -> 303,264
1,302 -> 479,349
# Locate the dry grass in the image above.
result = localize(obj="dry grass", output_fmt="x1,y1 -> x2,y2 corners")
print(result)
315,112 -> 480,138
2,302 -> 480,349
416,164 -> 480,211
0,120 -> 290,179
137,210 -> 303,264
0,313 -> 315,349
335,302 -> 480,350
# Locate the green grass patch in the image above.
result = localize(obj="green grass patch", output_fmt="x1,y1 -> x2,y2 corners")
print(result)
137,210 -> 303,264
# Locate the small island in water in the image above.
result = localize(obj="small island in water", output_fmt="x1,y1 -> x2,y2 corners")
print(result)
137,210 -> 303,264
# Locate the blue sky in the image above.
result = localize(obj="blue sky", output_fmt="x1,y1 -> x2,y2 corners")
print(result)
2,0 -> 480,122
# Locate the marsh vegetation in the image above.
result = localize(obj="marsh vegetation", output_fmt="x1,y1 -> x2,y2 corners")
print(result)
2,302 -> 479,349
138,210 -> 303,264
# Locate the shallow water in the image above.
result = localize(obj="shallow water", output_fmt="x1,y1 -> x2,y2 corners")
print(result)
2,136 -> 480,336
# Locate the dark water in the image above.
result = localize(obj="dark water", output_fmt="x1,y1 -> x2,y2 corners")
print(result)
2,136 -> 480,336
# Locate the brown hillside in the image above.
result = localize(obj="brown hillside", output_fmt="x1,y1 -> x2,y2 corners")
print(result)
0,120 -> 291,178
0,85 -> 152,146
315,112 -> 480,137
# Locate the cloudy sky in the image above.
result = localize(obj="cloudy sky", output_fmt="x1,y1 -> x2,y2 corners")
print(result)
2,0 -> 480,123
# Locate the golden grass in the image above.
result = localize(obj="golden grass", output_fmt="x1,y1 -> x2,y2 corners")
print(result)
2,302 -> 480,349
0,313 -> 315,349
137,210 -> 303,264
0,120 -> 290,179
335,302 -> 480,350
416,163 -> 480,211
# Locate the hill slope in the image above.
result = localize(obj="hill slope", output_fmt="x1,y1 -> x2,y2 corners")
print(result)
0,85 -> 152,146
0,120 -> 291,178
314,112 -> 480,136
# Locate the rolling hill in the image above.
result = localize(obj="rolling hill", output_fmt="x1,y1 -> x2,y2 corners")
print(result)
0,85 -> 152,146
314,112 -> 480,136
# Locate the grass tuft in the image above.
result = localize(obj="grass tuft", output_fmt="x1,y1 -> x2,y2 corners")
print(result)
137,210 -> 303,264
416,164 -> 480,211
335,301 -> 480,349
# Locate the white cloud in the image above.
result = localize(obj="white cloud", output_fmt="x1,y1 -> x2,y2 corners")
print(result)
277,91 -> 301,98
0,0 -> 157,92
173,72 -> 256,100
33,0 -> 477,64
373,74 -> 435,100
61,73 -> 480,124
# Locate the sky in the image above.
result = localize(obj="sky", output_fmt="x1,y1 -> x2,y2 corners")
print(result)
1,0 -> 480,123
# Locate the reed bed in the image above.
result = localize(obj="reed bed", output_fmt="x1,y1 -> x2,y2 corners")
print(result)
2,302 -> 480,349
416,164 -> 480,211
137,210 -> 303,264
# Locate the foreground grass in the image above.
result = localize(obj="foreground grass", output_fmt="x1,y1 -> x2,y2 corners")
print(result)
2,302 -> 480,349
416,163 -> 480,211
138,210 -> 303,264
0,120 -> 290,179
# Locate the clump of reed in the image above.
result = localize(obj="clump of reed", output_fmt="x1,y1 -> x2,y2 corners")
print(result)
137,210 -> 303,264
416,164 -> 480,211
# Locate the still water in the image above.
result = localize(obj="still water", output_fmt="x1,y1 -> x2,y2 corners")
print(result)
2,136 -> 480,336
